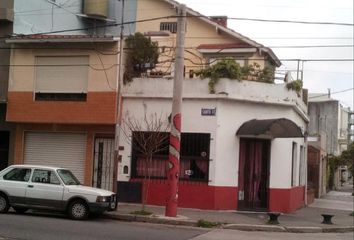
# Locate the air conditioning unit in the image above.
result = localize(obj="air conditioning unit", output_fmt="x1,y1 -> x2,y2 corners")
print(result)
0,0 -> 14,22
84,0 -> 108,19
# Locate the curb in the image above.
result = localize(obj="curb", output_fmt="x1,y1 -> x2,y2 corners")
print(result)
105,213 -> 197,227
322,226 -> 354,233
104,213 -> 354,233
224,224 -> 286,232
285,227 -> 322,233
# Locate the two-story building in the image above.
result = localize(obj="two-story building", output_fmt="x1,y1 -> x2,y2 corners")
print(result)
6,0 -> 309,213
6,35 -> 119,188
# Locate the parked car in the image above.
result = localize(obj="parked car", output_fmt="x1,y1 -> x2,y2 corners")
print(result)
0,165 -> 117,220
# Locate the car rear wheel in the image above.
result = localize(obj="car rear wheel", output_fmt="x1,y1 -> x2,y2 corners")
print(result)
68,200 -> 89,220
13,206 -> 28,214
0,194 -> 10,213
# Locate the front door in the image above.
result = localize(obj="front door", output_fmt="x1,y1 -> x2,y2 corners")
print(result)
93,138 -> 115,191
238,139 -> 270,211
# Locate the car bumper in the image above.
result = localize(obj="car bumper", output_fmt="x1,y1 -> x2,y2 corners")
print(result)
89,202 -> 111,213
89,195 -> 117,213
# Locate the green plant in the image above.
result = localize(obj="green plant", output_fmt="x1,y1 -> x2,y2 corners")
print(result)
124,32 -> 159,83
327,143 -> 354,190
196,59 -> 243,93
130,210 -> 153,216
286,80 -> 303,95
197,219 -> 222,228
196,59 -> 275,93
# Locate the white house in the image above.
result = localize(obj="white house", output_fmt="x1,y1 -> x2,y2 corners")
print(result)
117,77 -> 308,213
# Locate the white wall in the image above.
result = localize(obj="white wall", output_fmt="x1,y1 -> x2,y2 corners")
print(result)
216,100 -> 306,188
119,78 -> 308,189
118,98 -> 218,181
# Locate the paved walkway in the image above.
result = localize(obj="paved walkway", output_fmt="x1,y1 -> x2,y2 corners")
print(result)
106,182 -> 354,233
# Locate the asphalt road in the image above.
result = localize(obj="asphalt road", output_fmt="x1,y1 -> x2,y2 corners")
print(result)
194,229 -> 354,240
0,212 -> 353,240
0,211 -> 206,240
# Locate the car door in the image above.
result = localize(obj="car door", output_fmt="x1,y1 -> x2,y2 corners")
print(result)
25,169 -> 65,210
0,167 -> 32,205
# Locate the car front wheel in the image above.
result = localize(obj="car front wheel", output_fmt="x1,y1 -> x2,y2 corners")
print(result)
68,200 -> 89,220
0,194 -> 10,213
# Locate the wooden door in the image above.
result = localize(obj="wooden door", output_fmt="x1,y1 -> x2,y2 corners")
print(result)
238,139 -> 270,211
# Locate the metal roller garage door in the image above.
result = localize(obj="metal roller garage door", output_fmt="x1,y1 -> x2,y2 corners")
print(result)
24,132 -> 86,183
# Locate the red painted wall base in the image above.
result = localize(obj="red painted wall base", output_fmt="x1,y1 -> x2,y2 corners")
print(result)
269,186 -> 305,213
130,179 -> 305,213
131,179 -> 238,210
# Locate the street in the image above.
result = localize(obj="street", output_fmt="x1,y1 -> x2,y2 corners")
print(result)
0,212 -> 353,240
0,212 -> 205,240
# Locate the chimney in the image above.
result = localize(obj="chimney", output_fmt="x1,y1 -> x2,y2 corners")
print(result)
210,16 -> 228,28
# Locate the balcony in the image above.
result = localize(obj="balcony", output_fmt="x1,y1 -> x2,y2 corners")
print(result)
123,78 -> 308,119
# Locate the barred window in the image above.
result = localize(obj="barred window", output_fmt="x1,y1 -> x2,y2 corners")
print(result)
160,22 -> 178,33
131,132 -> 210,182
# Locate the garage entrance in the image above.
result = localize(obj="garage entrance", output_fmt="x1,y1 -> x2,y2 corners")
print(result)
24,132 -> 86,183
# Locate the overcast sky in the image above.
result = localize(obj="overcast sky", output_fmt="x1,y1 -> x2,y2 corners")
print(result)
177,0 -> 354,109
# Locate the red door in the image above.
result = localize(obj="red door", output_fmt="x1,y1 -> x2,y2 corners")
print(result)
238,139 -> 270,211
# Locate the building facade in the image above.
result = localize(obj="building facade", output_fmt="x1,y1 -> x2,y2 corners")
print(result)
6,35 -> 119,187
308,94 -> 352,189
0,0 -> 15,171
5,0 -> 310,213
118,78 -> 308,213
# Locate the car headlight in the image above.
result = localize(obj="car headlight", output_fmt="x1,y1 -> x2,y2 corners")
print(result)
96,196 -> 109,202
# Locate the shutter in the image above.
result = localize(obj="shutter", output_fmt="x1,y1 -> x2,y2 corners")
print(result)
35,56 -> 89,93
24,132 -> 87,183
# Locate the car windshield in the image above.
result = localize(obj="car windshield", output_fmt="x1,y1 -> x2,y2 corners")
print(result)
57,169 -> 81,185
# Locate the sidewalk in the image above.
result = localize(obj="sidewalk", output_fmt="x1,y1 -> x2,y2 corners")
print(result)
105,184 -> 354,233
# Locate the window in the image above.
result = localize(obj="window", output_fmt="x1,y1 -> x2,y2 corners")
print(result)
34,56 -> 89,101
57,169 -> 81,185
3,168 -> 31,182
160,22 -> 178,33
131,132 -> 210,182
291,142 -> 298,186
32,169 -> 60,185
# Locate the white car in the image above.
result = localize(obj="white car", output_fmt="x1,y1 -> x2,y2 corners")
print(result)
0,165 -> 117,220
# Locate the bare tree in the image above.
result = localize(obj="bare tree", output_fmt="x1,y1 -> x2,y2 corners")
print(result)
121,104 -> 170,211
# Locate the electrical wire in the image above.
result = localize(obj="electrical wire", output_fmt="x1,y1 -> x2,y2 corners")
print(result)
1,13 -> 354,39
309,88 -> 354,99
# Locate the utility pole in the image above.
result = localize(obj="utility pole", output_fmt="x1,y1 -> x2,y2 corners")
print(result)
114,0 -> 125,193
165,4 -> 186,217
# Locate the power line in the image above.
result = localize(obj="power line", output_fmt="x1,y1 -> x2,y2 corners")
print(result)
1,44 -> 353,51
0,15 -> 175,39
226,17 -> 353,26
309,88 -> 354,99
1,12 -> 353,39
1,58 -> 353,68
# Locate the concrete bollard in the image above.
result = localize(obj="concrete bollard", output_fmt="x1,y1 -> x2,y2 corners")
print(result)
321,214 -> 334,224
267,212 -> 281,225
